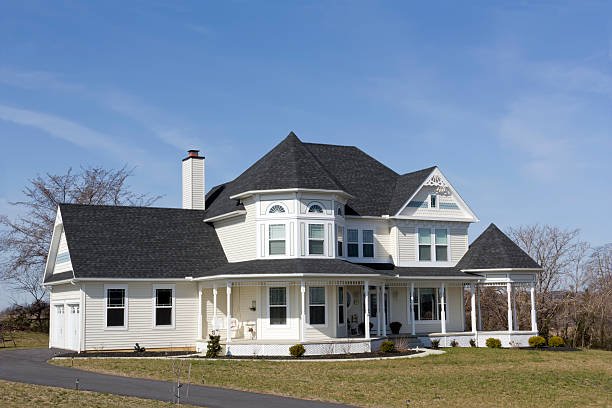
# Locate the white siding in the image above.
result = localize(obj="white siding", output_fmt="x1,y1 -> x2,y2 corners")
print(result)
305,285 -> 336,341
182,157 -> 205,210
450,224 -> 469,262
214,199 -> 257,262
83,281 -> 198,351
50,284 -> 80,302
53,229 -> 73,274
398,224 -> 417,262
396,221 -> 469,265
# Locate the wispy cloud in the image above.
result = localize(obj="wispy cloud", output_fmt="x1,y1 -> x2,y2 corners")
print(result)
0,104 -> 133,158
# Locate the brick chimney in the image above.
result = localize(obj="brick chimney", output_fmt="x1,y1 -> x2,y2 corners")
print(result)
182,149 -> 205,210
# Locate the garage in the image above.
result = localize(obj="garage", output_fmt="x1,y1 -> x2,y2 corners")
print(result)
51,302 -> 80,351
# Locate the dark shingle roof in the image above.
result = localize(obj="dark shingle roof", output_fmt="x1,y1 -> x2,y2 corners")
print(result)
196,259 -> 396,278
358,263 -> 478,278
205,132 -> 435,218
50,204 -> 228,280
456,223 -> 542,270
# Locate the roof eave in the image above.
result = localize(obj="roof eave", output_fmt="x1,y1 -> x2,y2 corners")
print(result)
229,188 -> 354,200
203,210 -> 247,223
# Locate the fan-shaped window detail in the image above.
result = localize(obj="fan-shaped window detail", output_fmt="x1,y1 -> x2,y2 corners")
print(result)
307,203 -> 324,214
268,204 -> 286,214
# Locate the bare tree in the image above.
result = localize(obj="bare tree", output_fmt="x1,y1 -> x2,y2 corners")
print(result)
0,166 -> 161,317
584,244 -> 612,348
506,225 -> 588,337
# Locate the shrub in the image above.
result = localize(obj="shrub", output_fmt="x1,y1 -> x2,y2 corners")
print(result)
469,338 -> 477,347
206,334 -> 221,358
548,336 -> 565,347
133,343 -> 145,353
450,339 -> 459,347
528,336 -> 546,348
289,344 -> 306,357
380,341 -> 395,353
430,339 -> 440,349
486,338 -> 502,348
389,321 -> 402,334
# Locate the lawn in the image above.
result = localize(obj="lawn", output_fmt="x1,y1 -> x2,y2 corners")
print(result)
51,348 -> 612,407
0,331 -> 48,350
0,380 -> 198,408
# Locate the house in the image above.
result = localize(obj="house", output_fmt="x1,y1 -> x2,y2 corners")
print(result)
43,132 -> 542,355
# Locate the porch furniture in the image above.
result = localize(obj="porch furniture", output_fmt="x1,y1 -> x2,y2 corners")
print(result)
0,325 -> 16,348
230,318 -> 243,339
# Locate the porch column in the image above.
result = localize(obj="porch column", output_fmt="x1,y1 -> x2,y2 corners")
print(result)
226,281 -> 232,343
440,282 -> 446,334
506,282 -> 513,332
512,286 -> 518,331
530,282 -> 538,333
364,281 -> 370,339
376,285 -> 381,336
470,283 -> 477,333
476,284 -> 482,330
300,280 -> 306,342
381,285 -> 387,337
212,285 -> 218,333
197,283 -> 203,339
410,282 -> 415,336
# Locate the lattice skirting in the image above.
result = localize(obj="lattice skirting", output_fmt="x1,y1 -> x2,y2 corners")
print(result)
196,340 -> 372,356
419,332 -> 537,348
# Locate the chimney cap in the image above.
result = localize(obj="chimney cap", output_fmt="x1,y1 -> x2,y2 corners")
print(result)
183,149 -> 205,161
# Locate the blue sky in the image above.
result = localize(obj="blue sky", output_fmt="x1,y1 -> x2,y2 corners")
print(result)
1,1 -> 611,306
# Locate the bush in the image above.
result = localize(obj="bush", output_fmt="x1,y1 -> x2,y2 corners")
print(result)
289,344 -> 306,357
528,336 -> 546,348
450,339 -> 459,347
380,341 -> 395,353
486,338 -> 502,348
469,338 -> 477,347
389,321 -> 402,334
548,336 -> 565,347
206,334 -> 221,358
430,339 -> 440,349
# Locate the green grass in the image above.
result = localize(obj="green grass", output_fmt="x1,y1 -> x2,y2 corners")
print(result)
0,331 -> 48,350
51,348 -> 612,407
0,380 -> 199,408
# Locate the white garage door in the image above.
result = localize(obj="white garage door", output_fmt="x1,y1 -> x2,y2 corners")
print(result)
52,305 -> 65,348
65,304 -> 80,351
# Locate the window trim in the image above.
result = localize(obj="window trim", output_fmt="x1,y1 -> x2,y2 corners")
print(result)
104,284 -> 128,331
267,286 -> 289,328
362,229 -> 374,258
417,227 -> 449,262
307,223 -> 325,256
307,286 -> 328,328
152,284 -> 176,329
268,223 -> 287,256
306,201 -> 325,214
267,202 -> 288,214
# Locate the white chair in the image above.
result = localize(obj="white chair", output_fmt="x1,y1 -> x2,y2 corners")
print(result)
230,318 -> 243,339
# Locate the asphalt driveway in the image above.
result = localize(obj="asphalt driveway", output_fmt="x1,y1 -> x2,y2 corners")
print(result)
0,348 -> 355,408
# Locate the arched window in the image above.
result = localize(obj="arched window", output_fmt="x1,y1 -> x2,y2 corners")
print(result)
307,203 -> 324,214
268,204 -> 286,214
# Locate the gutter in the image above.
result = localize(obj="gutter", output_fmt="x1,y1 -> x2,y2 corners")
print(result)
203,210 -> 247,223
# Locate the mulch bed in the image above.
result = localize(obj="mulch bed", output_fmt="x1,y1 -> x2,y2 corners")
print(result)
198,349 -> 423,360
55,351 -> 198,358
519,347 -> 582,352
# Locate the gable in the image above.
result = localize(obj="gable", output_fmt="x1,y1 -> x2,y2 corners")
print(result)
52,227 -> 73,274
395,168 -> 478,221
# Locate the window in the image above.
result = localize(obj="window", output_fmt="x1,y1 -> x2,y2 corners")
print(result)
307,203 -> 324,213
412,288 -> 447,321
268,204 -> 285,214
435,229 -> 448,261
418,228 -> 431,261
308,224 -> 324,255
347,229 -> 359,257
336,226 -> 343,257
309,287 -> 326,325
362,230 -> 374,258
106,287 -> 127,328
338,287 -> 345,326
269,287 -> 287,325
154,286 -> 174,327
269,224 -> 286,255
430,194 -> 438,208
337,207 -> 343,216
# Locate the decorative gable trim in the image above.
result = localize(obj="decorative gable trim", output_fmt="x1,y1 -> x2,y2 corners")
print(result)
394,167 -> 479,222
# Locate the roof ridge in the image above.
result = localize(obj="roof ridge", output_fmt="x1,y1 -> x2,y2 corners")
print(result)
301,142 -> 348,192
59,203 -> 206,212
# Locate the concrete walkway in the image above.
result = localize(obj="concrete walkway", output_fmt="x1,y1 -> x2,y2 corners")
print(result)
0,348 -> 355,408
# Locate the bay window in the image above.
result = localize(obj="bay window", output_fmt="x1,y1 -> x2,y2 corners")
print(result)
308,224 -> 324,255
269,224 -> 286,255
